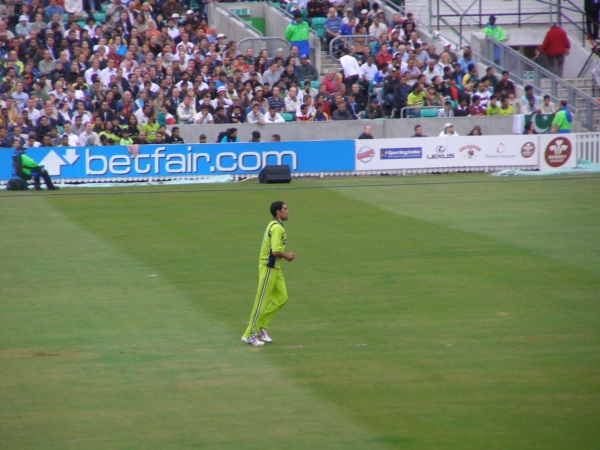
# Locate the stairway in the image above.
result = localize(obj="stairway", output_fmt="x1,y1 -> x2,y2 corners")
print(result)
320,49 -> 340,77
540,78 -> 600,131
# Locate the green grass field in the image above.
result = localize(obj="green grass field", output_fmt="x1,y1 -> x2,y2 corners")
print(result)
1,173 -> 599,449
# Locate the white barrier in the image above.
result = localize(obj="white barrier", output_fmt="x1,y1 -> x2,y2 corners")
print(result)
539,134 -> 578,171
576,133 -> 600,163
354,135 -> 539,173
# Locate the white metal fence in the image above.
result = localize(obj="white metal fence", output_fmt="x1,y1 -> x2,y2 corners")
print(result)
576,133 -> 600,163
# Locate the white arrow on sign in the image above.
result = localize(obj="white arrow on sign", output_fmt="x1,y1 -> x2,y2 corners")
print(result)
39,150 -> 67,176
63,149 -> 79,165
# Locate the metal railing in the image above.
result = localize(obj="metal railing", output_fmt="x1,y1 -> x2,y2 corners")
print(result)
400,105 -> 445,118
328,35 -> 379,61
486,36 -> 599,131
266,1 -> 319,39
433,0 -> 562,31
238,37 -> 292,60
212,1 -> 263,36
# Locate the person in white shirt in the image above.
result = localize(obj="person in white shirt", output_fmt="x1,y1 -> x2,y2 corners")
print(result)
78,122 -> 99,146
247,103 -> 266,124
284,87 -> 301,114
265,106 -> 285,123
439,123 -> 460,137
339,46 -> 362,92
423,59 -> 442,84
99,59 -> 118,85
166,18 -> 180,39
84,59 -> 102,85
368,17 -> 388,39
194,106 -> 214,124
360,55 -> 377,83
62,122 -> 80,146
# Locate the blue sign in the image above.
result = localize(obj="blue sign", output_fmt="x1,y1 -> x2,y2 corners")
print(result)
0,140 -> 355,180
380,147 -> 422,159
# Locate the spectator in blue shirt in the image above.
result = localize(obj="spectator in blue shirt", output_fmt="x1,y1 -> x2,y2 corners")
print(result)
457,48 -> 475,75
324,7 -> 343,45
44,0 -> 64,23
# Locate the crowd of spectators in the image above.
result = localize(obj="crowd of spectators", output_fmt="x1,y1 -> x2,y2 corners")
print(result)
0,0 -> 563,150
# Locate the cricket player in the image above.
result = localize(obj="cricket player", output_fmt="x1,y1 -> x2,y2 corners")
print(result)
242,201 -> 295,346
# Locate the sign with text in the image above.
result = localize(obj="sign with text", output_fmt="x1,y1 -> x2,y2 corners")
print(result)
355,135 -> 539,171
538,134 -> 577,171
0,140 -> 355,181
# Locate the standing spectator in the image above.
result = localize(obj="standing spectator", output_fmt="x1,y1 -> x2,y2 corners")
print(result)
540,23 -> 570,78
285,12 -> 311,57
482,15 -> 507,63
550,100 -> 573,134
339,46 -> 362,93
585,0 -> 599,40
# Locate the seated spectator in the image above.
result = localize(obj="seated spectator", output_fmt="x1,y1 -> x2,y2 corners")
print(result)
220,128 -> 240,143
494,70 -> 516,97
265,106 -> 285,123
177,96 -> 197,124
437,100 -> 454,118
365,98 -> 385,119
270,134 -> 281,142
229,105 -> 247,124
296,104 -> 312,121
250,131 -> 262,142
540,95 -> 557,114
214,106 -> 230,124
439,123 -> 459,137
297,55 -> 319,82
522,95 -> 542,115
310,103 -> 330,121
247,103 -> 266,125
469,95 -> 486,116
499,97 -> 515,115
412,124 -> 427,137
468,125 -> 483,136
454,98 -> 470,117
524,122 -> 538,135
321,69 -> 341,95
486,96 -> 501,116
332,101 -> 354,120
358,125 -> 374,139
284,87 -> 301,115
195,105 -> 214,125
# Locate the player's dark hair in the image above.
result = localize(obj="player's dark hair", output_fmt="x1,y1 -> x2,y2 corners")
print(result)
270,201 -> 285,217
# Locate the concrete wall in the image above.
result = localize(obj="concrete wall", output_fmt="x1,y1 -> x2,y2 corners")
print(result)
208,3 -> 262,45
172,116 -> 517,144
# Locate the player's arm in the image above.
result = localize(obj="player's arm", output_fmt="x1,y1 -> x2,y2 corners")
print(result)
272,250 -> 295,261
270,227 -> 295,261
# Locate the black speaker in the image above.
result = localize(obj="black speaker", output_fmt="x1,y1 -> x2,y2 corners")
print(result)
258,165 -> 292,184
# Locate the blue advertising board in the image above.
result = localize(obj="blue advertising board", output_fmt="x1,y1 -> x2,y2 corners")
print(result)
1,140 -> 355,180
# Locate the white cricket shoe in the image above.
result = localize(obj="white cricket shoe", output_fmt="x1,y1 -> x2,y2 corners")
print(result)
259,328 -> 272,343
241,335 -> 264,346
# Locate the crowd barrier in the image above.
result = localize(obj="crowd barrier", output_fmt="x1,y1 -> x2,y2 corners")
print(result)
1,134 -> 592,184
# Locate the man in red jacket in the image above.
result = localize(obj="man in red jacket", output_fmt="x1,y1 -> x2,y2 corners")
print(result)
540,23 -> 571,78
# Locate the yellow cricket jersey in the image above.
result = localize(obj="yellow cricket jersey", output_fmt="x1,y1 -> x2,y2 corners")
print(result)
259,219 -> 287,269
